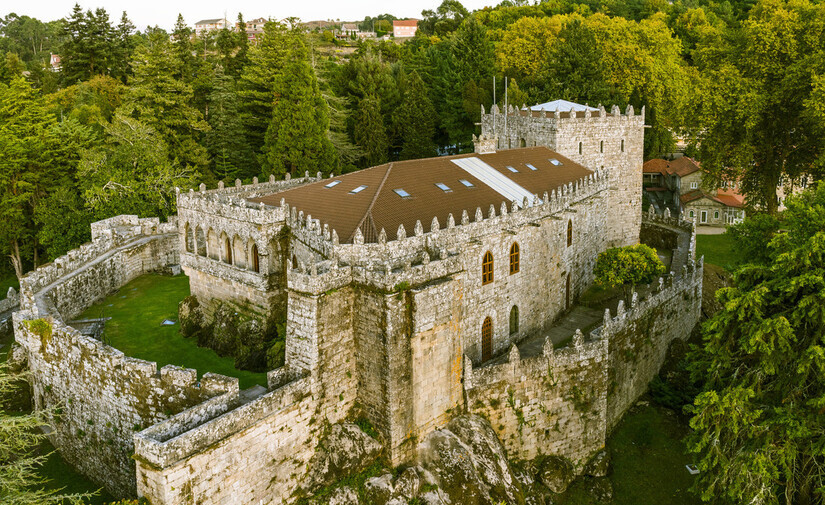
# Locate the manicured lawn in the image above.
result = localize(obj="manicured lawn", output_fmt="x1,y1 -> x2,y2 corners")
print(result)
559,403 -> 700,504
77,274 -> 267,389
696,233 -> 742,269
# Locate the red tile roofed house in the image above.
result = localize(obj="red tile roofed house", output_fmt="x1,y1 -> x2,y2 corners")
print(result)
644,156 -> 745,225
393,19 -> 418,38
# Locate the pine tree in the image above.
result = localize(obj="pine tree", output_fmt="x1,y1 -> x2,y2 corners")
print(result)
261,35 -> 336,177
353,95 -> 389,166
398,71 -> 437,160
171,14 -> 195,82
111,12 -> 135,82
60,4 -> 115,83
206,65 -> 252,181
120,31 -> 209,173
233,13 -> 250,77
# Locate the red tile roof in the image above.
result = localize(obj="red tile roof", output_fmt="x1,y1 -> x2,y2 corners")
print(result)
393,19 -> 418,27
680,189 -> 744,208
249,147 -> 591,244
643,157 -> 701,177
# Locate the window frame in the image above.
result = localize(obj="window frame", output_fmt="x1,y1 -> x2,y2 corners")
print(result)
482,251 -> 494,285
509,242 -> 520,275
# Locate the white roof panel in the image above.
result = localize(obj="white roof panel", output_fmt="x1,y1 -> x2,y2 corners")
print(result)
450,157 -> 539,208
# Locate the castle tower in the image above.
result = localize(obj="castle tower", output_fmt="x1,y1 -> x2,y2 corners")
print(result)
480,101 -> 645,246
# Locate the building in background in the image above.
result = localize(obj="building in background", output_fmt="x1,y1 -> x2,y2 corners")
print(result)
392,19 -> 418,38
194,18 -> 229,32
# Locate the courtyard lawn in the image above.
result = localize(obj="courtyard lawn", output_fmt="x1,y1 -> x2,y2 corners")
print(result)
77,274 -> 267,389
559,402 -> 700,505
696,233 -> 742,269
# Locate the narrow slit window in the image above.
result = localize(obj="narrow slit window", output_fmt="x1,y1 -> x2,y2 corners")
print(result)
578,142 -> 583,155
549,158 -> 563,166
526,163 -> 537,171
507,166 -> 518,173
459,179 -> 474,187
350,185 -> 368,194
393,188 -> 411,198
325,180 -> 342,188
435,182 -> 452,192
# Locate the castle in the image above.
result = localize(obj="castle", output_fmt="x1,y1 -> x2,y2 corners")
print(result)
11,101 -> 702,503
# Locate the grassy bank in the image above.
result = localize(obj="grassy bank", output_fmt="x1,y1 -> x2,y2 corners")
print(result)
77,274 -> 267,389
695,233 -> 742,269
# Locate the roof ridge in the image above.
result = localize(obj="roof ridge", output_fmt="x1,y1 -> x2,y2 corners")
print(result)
348,163 -> 393,242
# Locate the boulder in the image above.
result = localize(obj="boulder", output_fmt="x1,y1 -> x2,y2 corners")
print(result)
584,450 -> 611,478
393,467 -> 421,499
364,473 -> 394,505
178,295 -> 203,339
419,490 -> 451,505
328,486 -> 359,505
304,423 -> 383,492
539,456 -> 575,494
418,414 -> 524,505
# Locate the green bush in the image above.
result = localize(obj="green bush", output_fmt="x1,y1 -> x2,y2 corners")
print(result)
594,244 -> 666,293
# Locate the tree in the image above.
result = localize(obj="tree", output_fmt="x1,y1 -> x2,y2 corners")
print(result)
79,113 -> 197,219
232,13 -> 250,77
0,362 -> 89,505
60,5 -> 115,84
725,212 -> 781,266
688,185 -> 825,505
0,52 -> 25,84
0,77 -> 57,278
261,34 -> 336,177
120,30 -> 209,173
420,0 -> 469,36
397,71 -> 437,160
171,14 -> 195,82
111,11 -> 135,82
353,95 -> 388,166
206,65 -> 252,181
695,0 -> 825,214
593,244 -> 666,298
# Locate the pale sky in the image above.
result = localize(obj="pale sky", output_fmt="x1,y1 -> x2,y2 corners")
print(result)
3,0 -> 497,31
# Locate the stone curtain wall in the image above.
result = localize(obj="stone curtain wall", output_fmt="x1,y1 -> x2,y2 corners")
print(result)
19,215 -> 179,320
465,335 -> 609,466
134,373 -> 318,505
13,312 -> 236,497
605,258 -> 703,430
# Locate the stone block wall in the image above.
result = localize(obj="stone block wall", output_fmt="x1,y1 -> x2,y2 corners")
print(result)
465,336 -> 609,466
134,373 -> 318,505
13,311 -> 236,497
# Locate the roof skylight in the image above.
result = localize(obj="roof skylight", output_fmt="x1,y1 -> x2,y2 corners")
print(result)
350,185 -> 368,194
526,163 -> 537,171
507,166 -> 519,173
459,179 -> 474,187
549,158 -> 563,166
435,182 -> 452,192
393,188 -> 411,198
325,180 -> 342,188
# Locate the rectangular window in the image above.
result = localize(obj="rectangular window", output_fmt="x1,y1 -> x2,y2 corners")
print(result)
714,211 -> 719,219
393,188 -> 411,198
701,210 -> 708,223
349,185 -> 368,194
690,182 -> 698,189
459,179 -> 474,187
435,182 -> 452,192
549,158 -> 563,166
526,163 -> 537,171
325,180 -> 342,188
506,166 -> 518,173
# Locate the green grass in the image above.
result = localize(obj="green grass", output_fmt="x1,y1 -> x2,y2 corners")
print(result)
558,403 -> 699,505
35,439 -> 113,504
696,234 -> 742,269
77,274 -> 267,389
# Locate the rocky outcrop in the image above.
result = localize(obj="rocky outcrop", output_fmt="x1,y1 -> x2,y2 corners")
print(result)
539,455 -> 575,493
304,423 -> 383,493
418,414 -> 525,505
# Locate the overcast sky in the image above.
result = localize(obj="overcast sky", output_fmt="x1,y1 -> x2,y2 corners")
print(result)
4,1 -> 496,31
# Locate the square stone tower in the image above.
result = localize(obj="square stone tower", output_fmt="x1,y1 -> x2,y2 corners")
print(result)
480,102 -> 645,246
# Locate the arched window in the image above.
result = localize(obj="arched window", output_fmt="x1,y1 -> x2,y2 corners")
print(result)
565,273 -> 571,310
251,244 -> 260,273
184,224 -> 194,253
714,211 -> 719,220
195,227 -> 206,256
520,138 -> 526,148
621,139 -> 625,152
482,251 -> 494,285
509,306 -> 519,336
600,140 -> 604,153
509,242 -> 520,274
689,210 -> 695,218
292,254 -> 298,270
578,142 -> 583,155
224,237 -> 233,264
567,219 -> 573,247
482,317 -> 492,362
